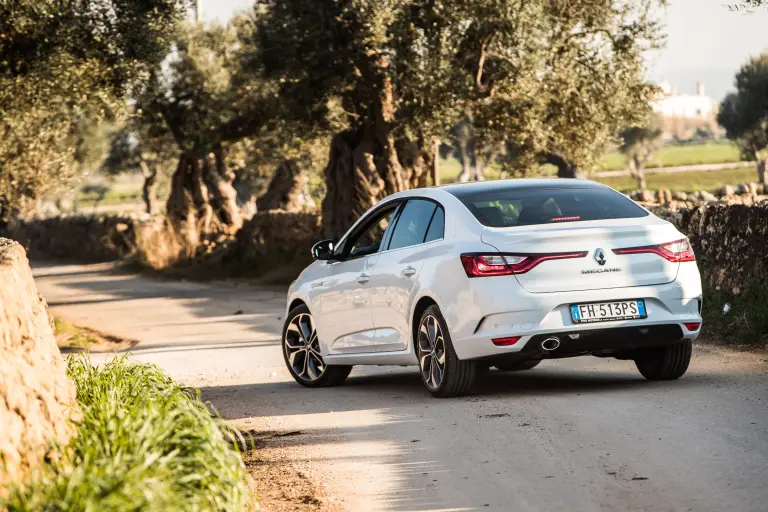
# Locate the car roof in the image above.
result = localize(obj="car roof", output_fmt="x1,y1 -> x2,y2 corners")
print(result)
439,178 -> 607,198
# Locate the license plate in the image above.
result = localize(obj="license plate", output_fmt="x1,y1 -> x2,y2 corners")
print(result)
570,299 -> 647,324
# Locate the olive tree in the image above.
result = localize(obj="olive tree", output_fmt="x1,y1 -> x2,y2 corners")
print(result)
718,52 -> 768,185
619,114 -> 664,189
255,0 -> 665,238
0,0 -> 187,224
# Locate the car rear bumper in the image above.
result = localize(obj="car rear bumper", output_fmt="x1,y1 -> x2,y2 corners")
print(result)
444,265 -> 703,361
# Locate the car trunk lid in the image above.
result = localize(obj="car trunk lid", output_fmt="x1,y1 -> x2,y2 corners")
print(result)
480,217 -> 682,293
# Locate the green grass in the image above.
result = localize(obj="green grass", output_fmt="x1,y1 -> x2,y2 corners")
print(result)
596,166 -> 758,193
597,141 -> 741,171
77,189 -> 142,207
2,356 -> 250,511
702,278 -> 768,346
54,316 -> 101,348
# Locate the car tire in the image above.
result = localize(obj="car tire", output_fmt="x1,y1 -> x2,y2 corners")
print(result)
634,341 -> 692,381
282,304 -> 352,387
416,305 -> 476,398
494,359 -> 541,372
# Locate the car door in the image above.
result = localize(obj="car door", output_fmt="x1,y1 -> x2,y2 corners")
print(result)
368,199 -> 445,352
312,202 -> 400,355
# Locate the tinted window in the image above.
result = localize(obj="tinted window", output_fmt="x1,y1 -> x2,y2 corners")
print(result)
424,206 -> 444,242
388,200 -> 437,250
347,205 -> 398,258
455,187 -> 647,227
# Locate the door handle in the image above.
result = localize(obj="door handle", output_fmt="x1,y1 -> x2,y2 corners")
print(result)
356,273 -> 370,284
401,266 -> 417,277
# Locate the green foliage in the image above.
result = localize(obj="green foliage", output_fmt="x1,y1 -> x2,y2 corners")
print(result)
0,0 -> 187,222
702,279 -> 768,346
2,356 -> 249,511
718,52 -> 768,160
256,0 -> 664,171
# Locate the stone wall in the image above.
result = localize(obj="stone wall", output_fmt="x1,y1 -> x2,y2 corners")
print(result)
232,211 -> 322,271
4,215 -> 138,262
0,239 -> 77,488
659,202 -> 768,293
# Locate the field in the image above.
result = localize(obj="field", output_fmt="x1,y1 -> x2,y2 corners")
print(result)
597,141 -> 741,171
597,166 -> 758,193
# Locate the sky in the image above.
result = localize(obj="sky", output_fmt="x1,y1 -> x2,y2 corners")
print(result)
201,0 -> 768,101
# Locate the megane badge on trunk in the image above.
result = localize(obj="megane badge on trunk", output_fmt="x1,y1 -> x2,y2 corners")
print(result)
594,248 -> 607,266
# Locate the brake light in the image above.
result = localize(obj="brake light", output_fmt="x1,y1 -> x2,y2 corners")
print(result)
460,252 -> 588,277
684,322 -> 701,331
612,239 -> 695,262
492,336 -> 521,346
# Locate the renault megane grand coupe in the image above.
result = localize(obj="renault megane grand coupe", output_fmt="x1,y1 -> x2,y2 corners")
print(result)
282,179 -> 703,397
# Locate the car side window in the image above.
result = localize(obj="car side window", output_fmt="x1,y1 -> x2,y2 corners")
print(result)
346,205 -> 398,259
387,200 -> 437,251
424,206 -> 444,243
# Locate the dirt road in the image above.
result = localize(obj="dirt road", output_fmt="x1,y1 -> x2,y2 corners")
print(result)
34,262 -> 768,512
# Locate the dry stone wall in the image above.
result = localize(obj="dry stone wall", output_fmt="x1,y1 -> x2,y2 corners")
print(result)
0,238 -> 77,489
653,202 -> 768,293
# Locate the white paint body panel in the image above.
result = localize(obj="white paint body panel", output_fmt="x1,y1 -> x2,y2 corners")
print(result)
287,180 -> 703,366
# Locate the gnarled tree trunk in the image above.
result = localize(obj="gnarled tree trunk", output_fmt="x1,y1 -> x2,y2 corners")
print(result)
321,129 -> 432,239
256,159 -> 315,212
139,161 -> 158,215
166,145 -> 242,243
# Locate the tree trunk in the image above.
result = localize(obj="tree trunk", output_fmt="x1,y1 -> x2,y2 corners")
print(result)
757,157 -> 767,185
630,156 -> 647,189
321,129 -> 430,239
256,159 -> 314,212
139,161 -> 158,215
166,146 -> 242,240
456,142 -> 472,183
472,157 -> 486,181
431,140 -> 440,187
544,153 -> 585,179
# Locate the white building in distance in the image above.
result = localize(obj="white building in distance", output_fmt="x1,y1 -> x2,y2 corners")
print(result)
652,81 -> 716,120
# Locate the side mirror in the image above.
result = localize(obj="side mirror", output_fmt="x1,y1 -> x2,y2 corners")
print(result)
311,239 -> 336,261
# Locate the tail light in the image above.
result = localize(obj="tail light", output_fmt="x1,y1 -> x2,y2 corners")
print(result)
492,336 -> 521,346
612,239 -> 695,262
684,322 -> 701,331
460,252 -> 587,277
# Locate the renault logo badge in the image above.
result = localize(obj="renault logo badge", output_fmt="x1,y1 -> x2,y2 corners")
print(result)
594,248 -> 607,266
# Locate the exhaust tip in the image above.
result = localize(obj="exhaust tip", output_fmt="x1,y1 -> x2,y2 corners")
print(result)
541,337 -> 560,351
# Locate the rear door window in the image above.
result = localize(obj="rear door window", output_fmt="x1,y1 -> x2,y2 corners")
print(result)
387,199 -> 437,250
454,188 -> 648,227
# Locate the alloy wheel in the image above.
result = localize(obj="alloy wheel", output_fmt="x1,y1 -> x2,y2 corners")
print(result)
418,315 -> 446,390
284,313 -> 326,381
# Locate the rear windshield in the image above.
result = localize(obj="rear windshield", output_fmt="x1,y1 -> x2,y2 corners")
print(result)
454,187 -> 648,227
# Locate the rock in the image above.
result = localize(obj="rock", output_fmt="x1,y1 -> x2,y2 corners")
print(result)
719,184 -> 736,197
0,239 -> 78,488
629,190 -> 642,201
662,189 -> 673,204
737,183 -> 751,195
639,190 -> 654,203
672,191 -> 688,201
700,191 -> 717,202
749,182 -> 758,195
656,189 -> 665,204
757,183 -> 766,195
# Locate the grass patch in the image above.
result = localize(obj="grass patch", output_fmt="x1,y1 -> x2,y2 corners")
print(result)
598,141 -> 741,171
702,279 -> 768,346
2,356 -> 250,511
54,316 -> 101,349
596,166 -> 758,193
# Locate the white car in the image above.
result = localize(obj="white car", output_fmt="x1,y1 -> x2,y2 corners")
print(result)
283,179 -> 703,397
